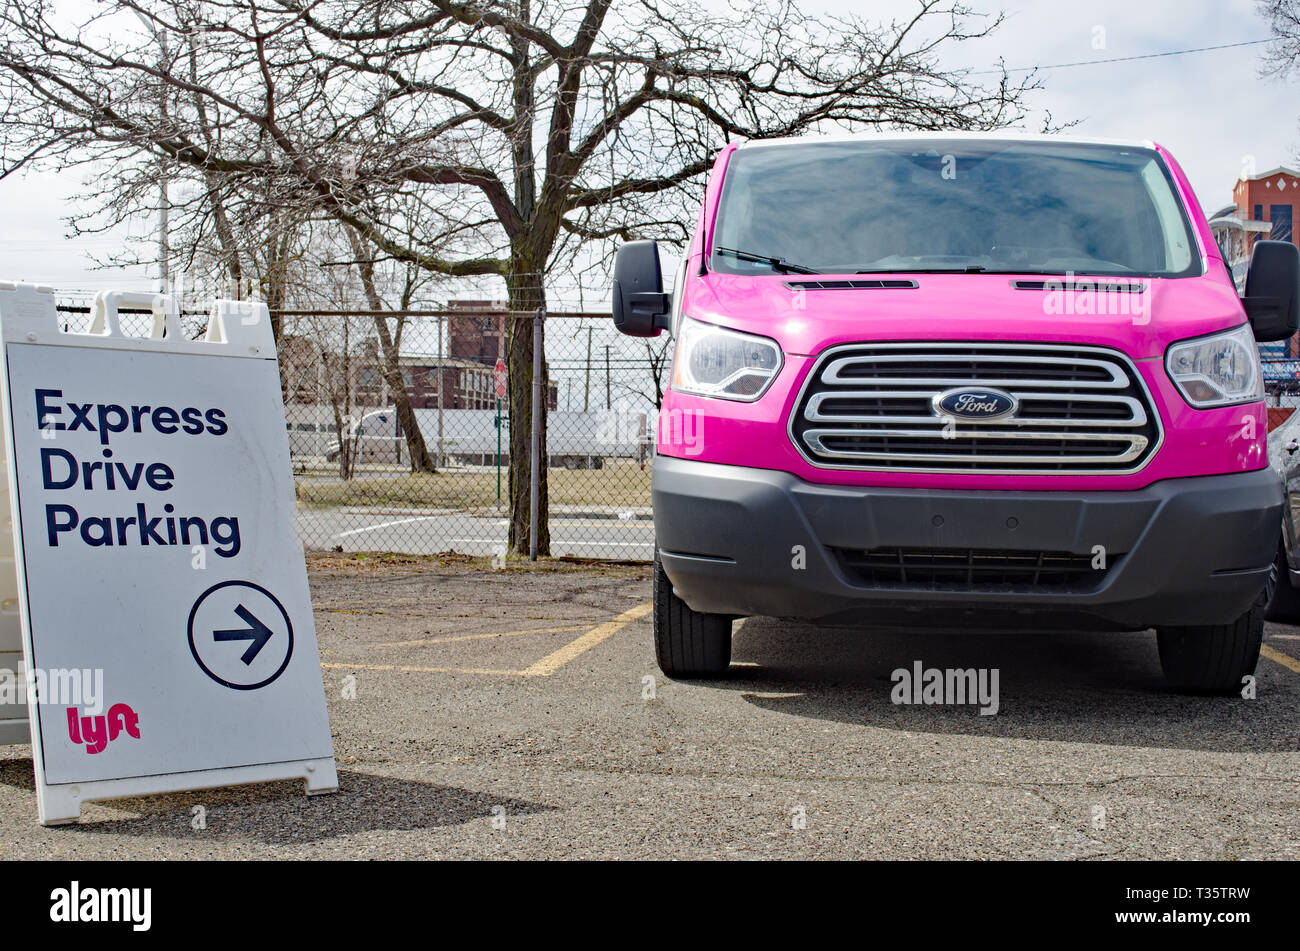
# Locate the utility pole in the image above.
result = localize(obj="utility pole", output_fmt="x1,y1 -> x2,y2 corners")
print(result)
605,345 -> 612,411
583,326 -> 592,412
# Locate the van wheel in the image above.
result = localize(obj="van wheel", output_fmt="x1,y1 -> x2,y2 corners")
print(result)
1266,540 -> 1300,622
653,552 -> 731,678
1156,588 -> 1266,694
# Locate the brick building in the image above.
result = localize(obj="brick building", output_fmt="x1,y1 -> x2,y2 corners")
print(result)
278,300 -> 558,411
445,299 -> 558,409
1209,165 -> 1300,359
447,299 -> 507,365
355,350 -> 498,410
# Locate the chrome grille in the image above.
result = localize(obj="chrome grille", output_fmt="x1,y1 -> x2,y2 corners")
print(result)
791,342 -> 1161,473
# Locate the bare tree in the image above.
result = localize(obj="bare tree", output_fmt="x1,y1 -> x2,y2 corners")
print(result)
344,225 -> 439,473
641,336 -> 671,411
610,336 -> 671,410
1262,0 -> 1300,78
0,0 -> 1038,554
283,267 -> 373,478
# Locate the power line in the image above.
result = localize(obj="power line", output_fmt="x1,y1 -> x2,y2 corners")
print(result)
972,38 -> 1272,75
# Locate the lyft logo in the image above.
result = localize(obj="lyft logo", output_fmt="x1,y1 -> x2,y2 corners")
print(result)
66,703 -> 141,754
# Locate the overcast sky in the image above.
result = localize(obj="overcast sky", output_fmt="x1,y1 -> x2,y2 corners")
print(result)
0,0 -> 1294,303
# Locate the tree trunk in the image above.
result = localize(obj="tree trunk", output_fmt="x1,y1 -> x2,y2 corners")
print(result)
347,228 -> 437,473
503,0 -> 550,556
205,173 -> 244,293
372,313 -> 436,473
330,397 -> 352,480
506,262 -> 549,556
264,253 -> 286,345
261,206 -> 290,346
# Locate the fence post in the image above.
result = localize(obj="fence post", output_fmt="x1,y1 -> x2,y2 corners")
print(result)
436,314 -> 445,468
530,306 -> 544,561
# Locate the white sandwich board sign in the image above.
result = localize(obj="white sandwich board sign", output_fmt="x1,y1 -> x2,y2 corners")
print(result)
0,283 -> 336,825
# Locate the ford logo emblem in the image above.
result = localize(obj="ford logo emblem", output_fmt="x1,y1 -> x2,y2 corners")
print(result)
933,387 -> 1018,421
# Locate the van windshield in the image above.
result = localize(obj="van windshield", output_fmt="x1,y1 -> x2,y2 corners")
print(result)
710,139 -> 1201,278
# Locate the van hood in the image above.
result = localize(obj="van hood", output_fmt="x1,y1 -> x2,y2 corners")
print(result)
681,271 -> 1246,360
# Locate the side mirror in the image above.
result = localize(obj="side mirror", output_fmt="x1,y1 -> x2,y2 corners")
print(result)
1243,239 -> 1300,342
612,240 -> 670,337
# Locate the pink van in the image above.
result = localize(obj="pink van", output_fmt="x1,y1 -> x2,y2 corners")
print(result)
610,133 -> 1300,694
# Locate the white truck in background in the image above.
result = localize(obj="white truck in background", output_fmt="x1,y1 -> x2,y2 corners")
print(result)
328,407 -> 650,469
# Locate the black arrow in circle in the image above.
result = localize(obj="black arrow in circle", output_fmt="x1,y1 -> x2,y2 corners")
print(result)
213,604 -> 274,665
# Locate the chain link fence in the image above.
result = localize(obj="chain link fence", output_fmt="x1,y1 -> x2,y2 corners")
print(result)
51,294 -> 666,561
47,293 -> 1300,565
275,304 -> 662,561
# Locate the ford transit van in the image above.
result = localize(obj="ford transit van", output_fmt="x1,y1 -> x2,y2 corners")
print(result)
610,133 -> 1300,694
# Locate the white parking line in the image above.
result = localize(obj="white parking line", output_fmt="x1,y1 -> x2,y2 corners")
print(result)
336,520 -> 652,541
336,516 -> 440,537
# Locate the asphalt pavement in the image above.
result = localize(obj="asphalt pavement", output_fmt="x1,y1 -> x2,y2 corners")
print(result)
1,554 -> 1297,859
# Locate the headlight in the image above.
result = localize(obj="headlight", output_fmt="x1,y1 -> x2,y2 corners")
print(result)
1165,324 -> 1262,408
671,316 -> 783,401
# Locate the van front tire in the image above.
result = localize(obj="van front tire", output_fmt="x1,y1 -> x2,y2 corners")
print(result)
653,552 -> 731,678
1156,589 -> 1265,695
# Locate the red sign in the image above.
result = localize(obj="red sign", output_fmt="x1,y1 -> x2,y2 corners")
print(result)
494,359 -> 507,399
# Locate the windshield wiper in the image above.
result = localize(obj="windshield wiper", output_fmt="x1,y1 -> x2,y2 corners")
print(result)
856,266 -> 988,274
855,266 -> 1141,276
714,246 -> 821,274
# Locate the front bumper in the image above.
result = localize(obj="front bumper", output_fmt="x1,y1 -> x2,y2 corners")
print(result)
653,457 -> 1283,630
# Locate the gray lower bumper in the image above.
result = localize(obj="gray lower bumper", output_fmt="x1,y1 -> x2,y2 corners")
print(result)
652,457 -> 1283,629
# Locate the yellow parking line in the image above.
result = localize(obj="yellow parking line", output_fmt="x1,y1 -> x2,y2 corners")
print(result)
321,601 -> 652,679
370,624 -> 590,649
519,602 -> 652,677
1261,644 -> 1300,674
